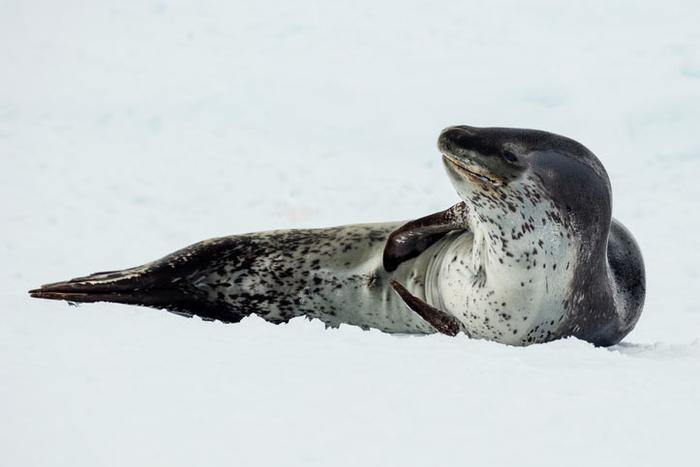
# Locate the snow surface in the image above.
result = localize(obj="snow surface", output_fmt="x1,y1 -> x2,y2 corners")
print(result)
2,1 -> 700,466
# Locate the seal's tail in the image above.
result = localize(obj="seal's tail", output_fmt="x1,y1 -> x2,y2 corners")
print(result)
29,239 -> 245,323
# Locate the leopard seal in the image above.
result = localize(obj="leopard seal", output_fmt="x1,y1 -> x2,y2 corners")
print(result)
29,125 -> 645,346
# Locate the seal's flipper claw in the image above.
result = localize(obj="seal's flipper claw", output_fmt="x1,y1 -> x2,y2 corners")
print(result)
390,279 -> 465,337
383,202 -> 469,272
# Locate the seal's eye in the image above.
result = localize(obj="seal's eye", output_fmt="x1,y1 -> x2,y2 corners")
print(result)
502,150 -> 519,164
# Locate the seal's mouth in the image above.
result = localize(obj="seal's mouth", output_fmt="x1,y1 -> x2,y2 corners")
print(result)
442,153 -> 503,186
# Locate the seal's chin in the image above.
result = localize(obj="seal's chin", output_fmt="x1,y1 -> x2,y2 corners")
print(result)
441,153 -> 503,187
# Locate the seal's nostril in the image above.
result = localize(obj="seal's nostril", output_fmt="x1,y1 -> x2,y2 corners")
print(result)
439,126 -> 455,136
437,135 -> 454,154
454,132 -> 473,148
439,127 -> 473,151
454,125 -> 476,135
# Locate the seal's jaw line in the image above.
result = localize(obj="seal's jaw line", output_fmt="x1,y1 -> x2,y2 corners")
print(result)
441,153 -> 503,186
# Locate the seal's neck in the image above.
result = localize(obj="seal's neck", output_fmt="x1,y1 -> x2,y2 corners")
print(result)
464,183 -> 577,282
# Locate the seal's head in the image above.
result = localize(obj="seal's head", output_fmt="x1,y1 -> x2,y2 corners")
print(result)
439,125 -> 612,239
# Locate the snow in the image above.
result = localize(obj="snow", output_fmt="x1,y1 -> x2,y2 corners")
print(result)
1,1 -> 699,466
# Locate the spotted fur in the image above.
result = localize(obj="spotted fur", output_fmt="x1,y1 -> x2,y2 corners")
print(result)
29,125 -> 646,347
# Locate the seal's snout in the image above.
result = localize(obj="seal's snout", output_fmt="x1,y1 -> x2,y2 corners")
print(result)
439,125 -> 504,187
438,125 -> 532,190
438,125 -> 478,156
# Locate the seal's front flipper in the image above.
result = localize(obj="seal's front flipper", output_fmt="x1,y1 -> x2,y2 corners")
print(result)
383,202 -> 469,272
390,279 -> 465,337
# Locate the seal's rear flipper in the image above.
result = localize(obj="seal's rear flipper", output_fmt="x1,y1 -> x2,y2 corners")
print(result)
29,240 -> 246,323
390,279 -> 465,337
383,202 -> 469,272
29,269 -> 243,322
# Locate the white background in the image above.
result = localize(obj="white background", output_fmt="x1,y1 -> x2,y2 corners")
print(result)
1,1 -> 699,466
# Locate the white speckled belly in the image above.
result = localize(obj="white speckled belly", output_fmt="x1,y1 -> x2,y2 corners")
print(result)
425,230 -> 576,345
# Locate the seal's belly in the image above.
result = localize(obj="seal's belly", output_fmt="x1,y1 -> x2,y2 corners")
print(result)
427,232 -> 572,345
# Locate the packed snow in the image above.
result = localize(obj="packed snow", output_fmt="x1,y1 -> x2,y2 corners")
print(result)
1,1 -> 699,466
